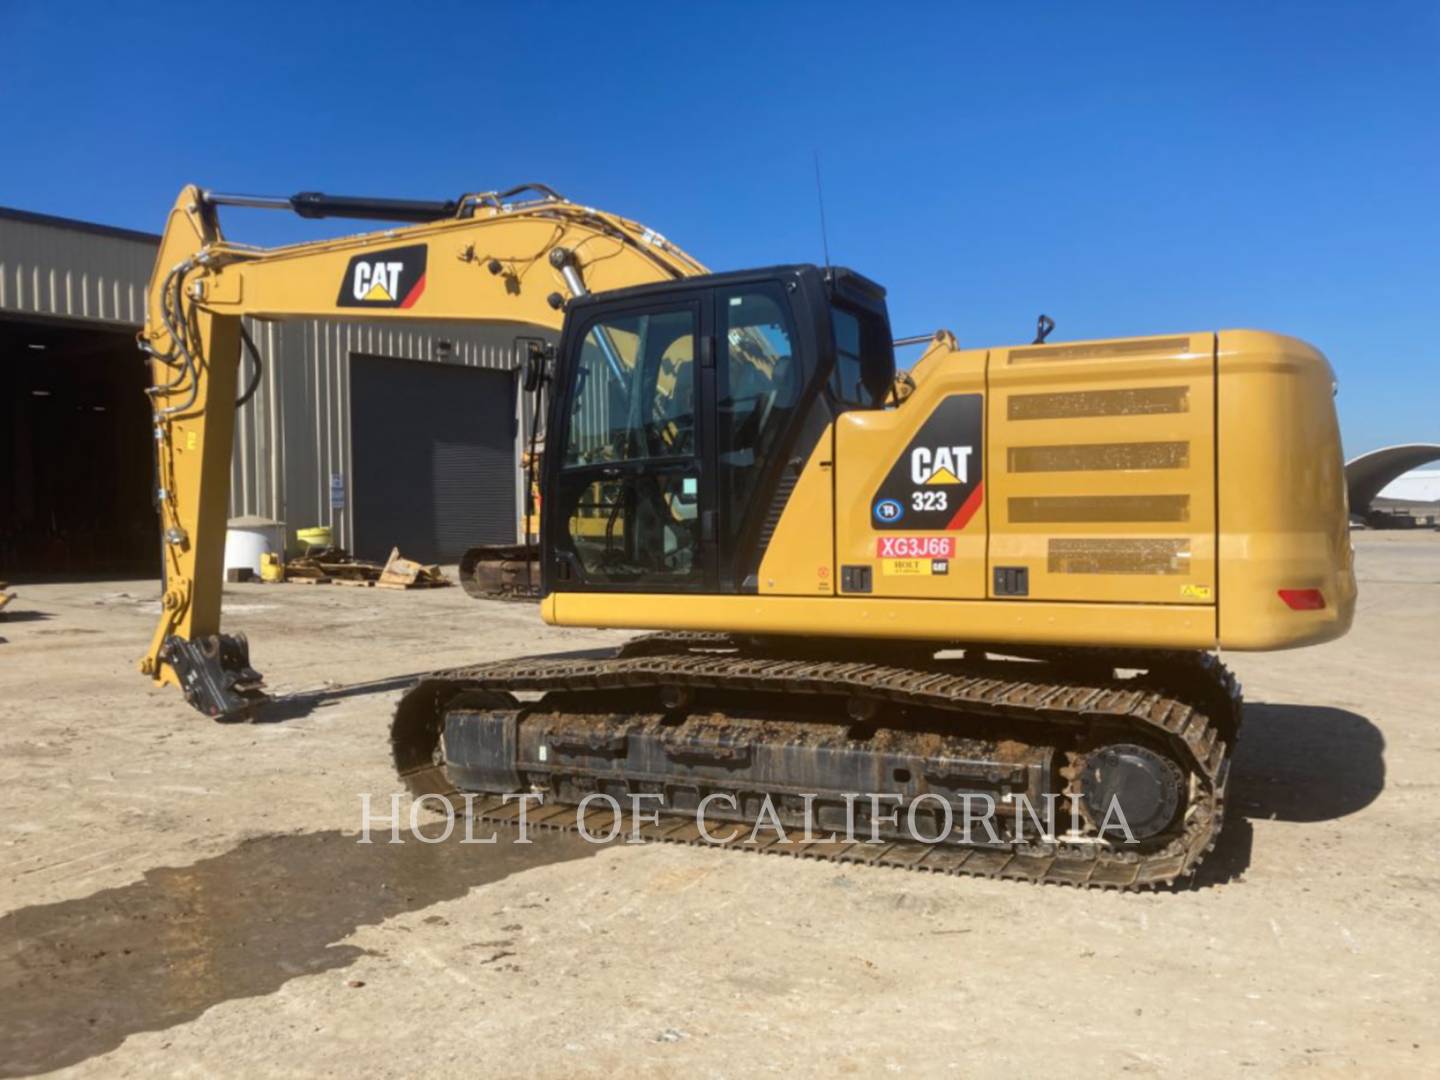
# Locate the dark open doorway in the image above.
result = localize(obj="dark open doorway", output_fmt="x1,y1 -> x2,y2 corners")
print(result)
0,316 -> 158,577
349,353 -> 517,564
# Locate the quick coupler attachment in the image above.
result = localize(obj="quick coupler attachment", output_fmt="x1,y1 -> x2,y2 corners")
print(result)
161,633 -> 268,719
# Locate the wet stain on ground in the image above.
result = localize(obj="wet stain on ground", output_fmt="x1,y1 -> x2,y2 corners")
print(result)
0,826 -> 600,1077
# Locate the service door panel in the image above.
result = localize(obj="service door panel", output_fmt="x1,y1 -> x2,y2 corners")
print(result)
834,348 -> 988,599
986,333 -> 1216,605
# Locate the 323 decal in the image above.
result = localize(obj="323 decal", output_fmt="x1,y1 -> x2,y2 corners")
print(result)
870,393 -> 984,531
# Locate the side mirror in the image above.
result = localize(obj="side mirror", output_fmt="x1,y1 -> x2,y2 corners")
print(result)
889,371 -> 917,406
522,341 -> 552,393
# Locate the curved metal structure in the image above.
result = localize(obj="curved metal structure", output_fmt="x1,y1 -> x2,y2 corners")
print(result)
1345,443 -> 1440,514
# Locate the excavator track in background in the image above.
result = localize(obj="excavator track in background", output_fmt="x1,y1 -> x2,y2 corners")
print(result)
391,637 -> 1240,890
458,544 -> 541,602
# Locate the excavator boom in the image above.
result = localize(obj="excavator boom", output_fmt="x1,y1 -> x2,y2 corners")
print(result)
139,184 -> 705,715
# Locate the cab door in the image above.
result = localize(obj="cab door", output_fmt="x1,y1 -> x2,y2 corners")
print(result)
548,299 -> 716,592
712,282 -> 806,591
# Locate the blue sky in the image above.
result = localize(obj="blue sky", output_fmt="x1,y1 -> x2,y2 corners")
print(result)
3,1 -> 1435,455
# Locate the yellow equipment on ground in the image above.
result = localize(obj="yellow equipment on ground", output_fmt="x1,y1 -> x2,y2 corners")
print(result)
258,552 -> 285,584
296,526 -> 332,552
139,183 -> 1354,888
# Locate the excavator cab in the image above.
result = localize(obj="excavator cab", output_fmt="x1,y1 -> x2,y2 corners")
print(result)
541,264 -> 893,596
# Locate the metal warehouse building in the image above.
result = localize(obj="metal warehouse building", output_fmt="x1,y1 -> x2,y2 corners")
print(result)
1,206 -> 533,575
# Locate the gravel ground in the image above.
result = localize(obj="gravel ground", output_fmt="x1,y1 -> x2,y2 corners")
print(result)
1,531 -> 1436,1078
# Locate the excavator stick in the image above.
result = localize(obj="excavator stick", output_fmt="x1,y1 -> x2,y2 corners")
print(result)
138,188 -> 267,717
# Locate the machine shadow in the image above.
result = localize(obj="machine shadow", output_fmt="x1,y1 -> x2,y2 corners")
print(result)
0,827 -> 602,1077
1191,702 -> 1384,888
0,610 -> 54,623
1230,703 -> 1385,823
251,646 -> 622,723
252,673 -> 431,723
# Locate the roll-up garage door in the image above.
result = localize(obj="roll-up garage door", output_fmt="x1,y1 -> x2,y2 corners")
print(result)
350,354 -> 517,563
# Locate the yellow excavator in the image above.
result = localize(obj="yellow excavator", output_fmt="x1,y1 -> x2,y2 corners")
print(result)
140,183 -> 1355,888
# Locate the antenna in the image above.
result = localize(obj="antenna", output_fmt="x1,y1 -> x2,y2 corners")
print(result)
812,150 -> 831,270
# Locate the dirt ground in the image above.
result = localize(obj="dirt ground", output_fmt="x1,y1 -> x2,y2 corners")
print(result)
1,531 -> 1436,1078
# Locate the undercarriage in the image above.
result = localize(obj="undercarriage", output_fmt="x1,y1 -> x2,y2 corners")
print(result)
457,544 -> 542,602
391,634 -> 1240,889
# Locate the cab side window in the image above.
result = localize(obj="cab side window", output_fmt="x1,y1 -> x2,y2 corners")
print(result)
718,286 -> 800,537
830,306 -> 890,409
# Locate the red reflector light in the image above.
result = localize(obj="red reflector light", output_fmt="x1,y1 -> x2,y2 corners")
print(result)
1278,588 -> 1326,611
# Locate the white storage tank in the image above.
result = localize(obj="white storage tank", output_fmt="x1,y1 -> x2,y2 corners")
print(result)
223,516 -> 286,576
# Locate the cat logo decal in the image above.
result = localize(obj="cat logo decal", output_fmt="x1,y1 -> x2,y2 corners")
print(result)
336,245 -> 428,308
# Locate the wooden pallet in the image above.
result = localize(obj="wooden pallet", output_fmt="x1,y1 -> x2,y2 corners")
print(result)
269,547 -> 451,589
378,548 -> 452,589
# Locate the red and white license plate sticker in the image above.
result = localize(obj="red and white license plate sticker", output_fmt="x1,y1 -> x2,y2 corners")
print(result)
875,536 -> 955,559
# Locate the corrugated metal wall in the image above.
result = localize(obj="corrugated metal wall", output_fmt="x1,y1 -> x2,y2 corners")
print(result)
0,210 -> 155,326
230,317 -> 538,551
0,210 -> 537,552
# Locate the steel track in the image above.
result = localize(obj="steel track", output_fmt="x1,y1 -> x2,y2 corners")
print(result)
391,642 -> 1239,890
